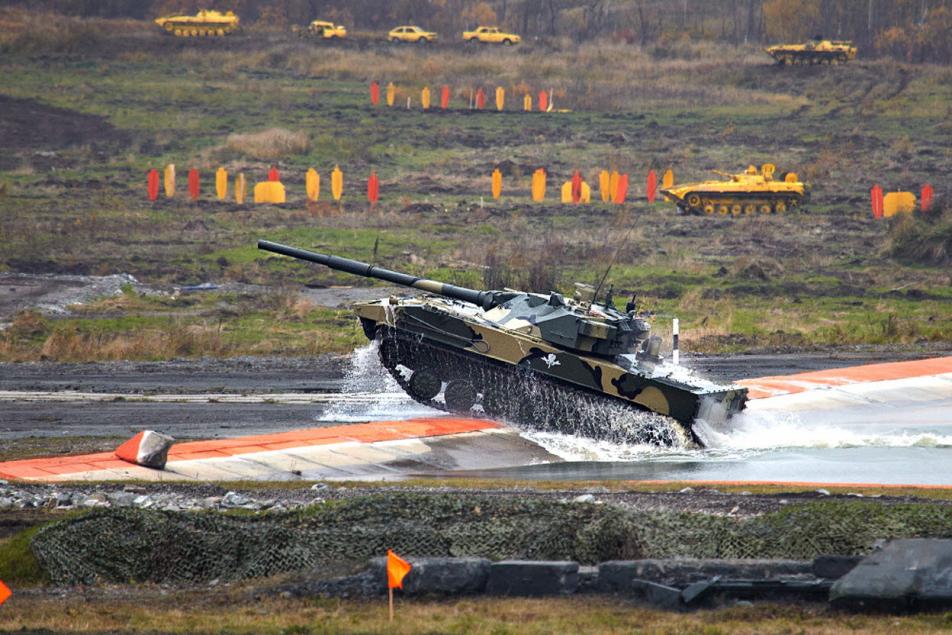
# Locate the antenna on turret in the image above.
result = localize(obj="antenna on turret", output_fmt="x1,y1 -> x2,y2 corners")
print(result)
592,226 -> 635,309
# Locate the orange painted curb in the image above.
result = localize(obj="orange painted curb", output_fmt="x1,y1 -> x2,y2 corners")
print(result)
0,417 -> 500,481
742,356 -> 952,399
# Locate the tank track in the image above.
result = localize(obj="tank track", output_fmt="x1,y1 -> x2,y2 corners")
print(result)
679,192 -> 803,216
375,326 -> 690,447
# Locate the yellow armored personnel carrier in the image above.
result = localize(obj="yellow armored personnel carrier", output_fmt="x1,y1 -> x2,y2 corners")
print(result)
662,164 -> 806,215
154,10 -> 239,37
765,38 -> 857,64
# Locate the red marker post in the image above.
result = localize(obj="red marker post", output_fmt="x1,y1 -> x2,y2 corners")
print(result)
571,170 -> 582,204
538,90 -> 548,112
475,87 -> 485,110
187,168 -> 200,201
147,168 -> 159,201
871,184 -> 884,219
921,183 -> 934,212
440,85 -> 450,111
370,80 -> 380,106
646,169 -> 657,203
268,166 -> 280,182
367,170 -> 379,207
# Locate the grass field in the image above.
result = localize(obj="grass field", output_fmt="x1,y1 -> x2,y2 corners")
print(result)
3,594 -> 952,634
0,12 -> 949,360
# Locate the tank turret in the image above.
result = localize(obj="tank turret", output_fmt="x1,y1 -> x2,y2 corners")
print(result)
259,240 -> 652,357
258,239 -> 747,447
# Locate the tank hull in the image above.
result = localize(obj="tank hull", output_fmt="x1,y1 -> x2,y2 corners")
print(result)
154,11 -> 239,37
766,41 -> 857,65
356,300 -> 746,446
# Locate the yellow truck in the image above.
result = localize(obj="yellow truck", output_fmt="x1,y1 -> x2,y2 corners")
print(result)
307,20 -> 347,39
463,26 -> 521,45
388,25 -> 438,44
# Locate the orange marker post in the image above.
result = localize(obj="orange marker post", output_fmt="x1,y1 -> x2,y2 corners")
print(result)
386,549 -> 412,622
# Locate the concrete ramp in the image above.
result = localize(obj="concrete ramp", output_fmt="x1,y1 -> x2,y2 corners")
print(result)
0,418 -> 555,482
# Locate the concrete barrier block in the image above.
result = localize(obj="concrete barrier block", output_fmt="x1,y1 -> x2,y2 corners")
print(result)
831,539 -> 952,611
813,555 -> 863,580
369,557 -> 490,596
598,559 -> 812,591
486,561 -> 579,596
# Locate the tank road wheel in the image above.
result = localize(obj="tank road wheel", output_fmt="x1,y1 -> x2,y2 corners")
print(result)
174,28 -> 183,36
444,380 -> 477,413
743,203 -> 757,215
408,369 -> 442,401
164,23 -> 175,33
731,203 -> 743,216
703,202 -> 715,215
217,28 -> 225,36
774,200 -> 787,214
718,204 -> 730,215
685,193 -> 702,212
759,203 -> 772,214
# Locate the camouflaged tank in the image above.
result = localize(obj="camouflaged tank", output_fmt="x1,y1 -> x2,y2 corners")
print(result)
259,240 -> 748,446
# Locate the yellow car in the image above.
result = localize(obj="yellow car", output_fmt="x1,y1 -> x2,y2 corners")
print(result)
462,26 -> 521,45
308,20 -> 347,39
388,25 -> 437,44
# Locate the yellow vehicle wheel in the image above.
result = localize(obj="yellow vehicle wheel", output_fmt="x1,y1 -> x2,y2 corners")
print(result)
217,29 -> 225,36
774,201 -> 787,213
164,23 -> 175,32
703,203 -> 715,215
759,204 -> 772,214
718,205 -> 729,215
174,28 -> 183,36
731,203 -> 742,216
685,193 -> 702,210
744,203 -> 756,215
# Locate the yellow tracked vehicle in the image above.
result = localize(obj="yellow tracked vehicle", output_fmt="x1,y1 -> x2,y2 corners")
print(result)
154,9 -> 239,37
662,164 -> 807,215
765,38 -> 857,64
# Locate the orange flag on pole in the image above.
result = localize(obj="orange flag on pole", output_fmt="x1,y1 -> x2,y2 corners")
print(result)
0,579 -> 11,606
387,549 -> 412,589
387,549 -> 412,622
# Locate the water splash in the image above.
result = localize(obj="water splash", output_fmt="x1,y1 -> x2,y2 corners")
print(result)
318,342 -> 441,423
523,407 -> 952,463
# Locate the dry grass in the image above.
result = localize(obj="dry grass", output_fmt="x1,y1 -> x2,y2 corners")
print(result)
224,128 -> 311,161
1,594 -> 950,634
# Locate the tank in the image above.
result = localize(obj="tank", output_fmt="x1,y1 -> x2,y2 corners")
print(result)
154,10 -> 240,37
765,38 -> 857,64
662,164 -> 807,215
258,240 -> 748,447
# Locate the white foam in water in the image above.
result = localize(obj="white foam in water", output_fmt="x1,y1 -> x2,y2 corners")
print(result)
523,408 -> 952,463
319,342 -> 442,423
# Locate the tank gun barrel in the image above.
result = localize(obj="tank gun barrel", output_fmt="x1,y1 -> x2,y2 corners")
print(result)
258,240 -> 500,309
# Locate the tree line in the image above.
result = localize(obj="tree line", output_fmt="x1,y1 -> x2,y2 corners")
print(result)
6,0 -> 952,63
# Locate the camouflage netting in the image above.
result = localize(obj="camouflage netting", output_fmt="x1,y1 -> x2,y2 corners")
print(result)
30,493 -> 952,585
